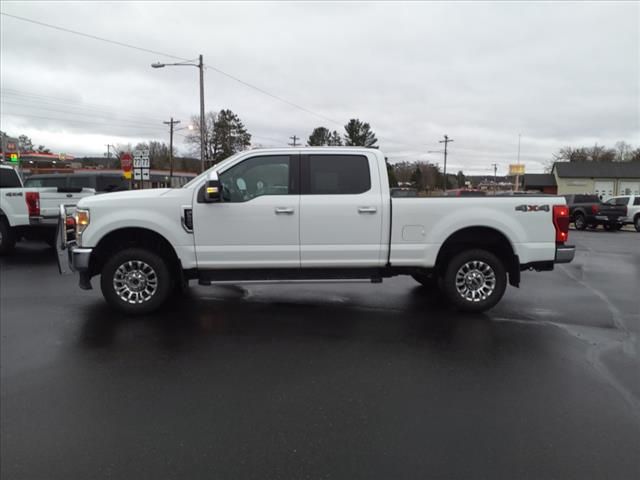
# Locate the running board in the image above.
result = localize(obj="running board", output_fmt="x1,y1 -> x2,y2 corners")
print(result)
197,267 -> 388,284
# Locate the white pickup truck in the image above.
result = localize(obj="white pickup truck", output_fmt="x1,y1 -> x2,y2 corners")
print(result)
0,164 -> 93,253
57,148 -> 575,314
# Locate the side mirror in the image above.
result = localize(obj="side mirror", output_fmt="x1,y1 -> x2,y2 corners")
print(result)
203,171 -> 222,203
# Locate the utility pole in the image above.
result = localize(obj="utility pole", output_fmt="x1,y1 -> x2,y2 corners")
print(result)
164,118 -> 181,184
439,134 -> 454,191
492,163 -> 498,193
515,133 -> 521,192
288,135 -> 300,147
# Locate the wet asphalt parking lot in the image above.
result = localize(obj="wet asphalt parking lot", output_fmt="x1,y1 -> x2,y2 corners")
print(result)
1,230 -> 639,480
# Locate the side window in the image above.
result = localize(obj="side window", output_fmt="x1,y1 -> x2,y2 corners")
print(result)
615,197 -> 629,206
219,155 -> 291,202
307,155 -> 370,194
69,176 -> 93,189
604,198 -> 617,205
97,176 -> 128,192
0,169 -> 22,188
634,197 -> 640,206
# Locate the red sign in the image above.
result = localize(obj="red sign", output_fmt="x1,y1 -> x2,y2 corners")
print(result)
120,152 -> 132,172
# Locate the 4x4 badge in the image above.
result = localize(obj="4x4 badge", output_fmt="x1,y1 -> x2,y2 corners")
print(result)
515,204 -> 550,212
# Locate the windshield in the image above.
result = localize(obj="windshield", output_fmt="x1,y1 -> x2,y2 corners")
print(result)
182,152 -> 245,188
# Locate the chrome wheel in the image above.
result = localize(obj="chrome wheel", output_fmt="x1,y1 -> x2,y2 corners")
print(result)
113,260 -> 158,304
455,260 -> 496,302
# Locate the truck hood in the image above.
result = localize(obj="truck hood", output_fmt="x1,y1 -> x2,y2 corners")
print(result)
77,188 -> 172,208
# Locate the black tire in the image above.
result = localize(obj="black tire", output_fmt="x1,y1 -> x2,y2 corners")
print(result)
635,215 -> 640,232
574,213 -> 587,230
603,223 -> 616,232
442,249 -> 507,313
100,248 -> 171,315
0,219 -> 16,255
615,224 -> 624,231
412,273 -> 439,289
587,224 -> 598,230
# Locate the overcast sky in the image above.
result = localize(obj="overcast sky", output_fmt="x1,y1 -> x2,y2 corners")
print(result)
1,1 -> 638,174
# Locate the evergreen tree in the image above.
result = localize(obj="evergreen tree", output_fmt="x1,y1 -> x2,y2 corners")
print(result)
343,119 -> 378,148
327,130 -> 343,146
186,109 -> 252,164
307,127 -> 331,146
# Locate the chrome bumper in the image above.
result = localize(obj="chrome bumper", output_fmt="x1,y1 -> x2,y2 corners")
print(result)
555,245 -> 575,264
56,204 -> 92,275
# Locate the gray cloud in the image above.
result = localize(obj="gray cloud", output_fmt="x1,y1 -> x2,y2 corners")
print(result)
1,1 -> 638,173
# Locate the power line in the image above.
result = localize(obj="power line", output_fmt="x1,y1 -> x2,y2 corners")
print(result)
2,89 -> 167,125
0,100 -> 166,129
0,11 -> 341,126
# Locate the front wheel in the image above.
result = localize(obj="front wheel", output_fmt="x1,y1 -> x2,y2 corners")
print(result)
635,216 -> 640,232
442,249 -> 507,313
100,248 -> 171,315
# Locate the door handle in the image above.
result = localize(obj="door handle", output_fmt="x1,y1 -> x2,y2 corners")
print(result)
358,207 -> 377,214
275,207 -> 295,215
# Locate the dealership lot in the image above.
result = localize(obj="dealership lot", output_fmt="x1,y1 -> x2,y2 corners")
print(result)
1,231 -> 639,479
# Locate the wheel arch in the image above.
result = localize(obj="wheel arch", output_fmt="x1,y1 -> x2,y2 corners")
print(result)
434,226 -> 519,287
90,227 -> 182,279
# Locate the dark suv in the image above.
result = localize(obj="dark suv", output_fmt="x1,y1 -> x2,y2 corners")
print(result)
564,194 -> 627,231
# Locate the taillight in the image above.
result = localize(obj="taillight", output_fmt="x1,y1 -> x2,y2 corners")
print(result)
553,205 -> 570,244
591,204 -> 599,214
25,192 -> 40,216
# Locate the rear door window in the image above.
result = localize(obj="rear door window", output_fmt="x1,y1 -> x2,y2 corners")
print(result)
305,155 -> 370,194
96,176 -> 128,192
69,176 -> 94,189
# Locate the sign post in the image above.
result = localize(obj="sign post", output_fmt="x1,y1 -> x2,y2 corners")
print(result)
509,164 -> 525,192
133,149 -> 150,189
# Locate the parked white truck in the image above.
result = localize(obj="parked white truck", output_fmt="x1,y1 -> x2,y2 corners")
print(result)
0,164 -> 94,253
57,148 -> 575,314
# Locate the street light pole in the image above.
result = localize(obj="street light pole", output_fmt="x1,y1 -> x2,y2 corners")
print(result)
151,54 -> 206,173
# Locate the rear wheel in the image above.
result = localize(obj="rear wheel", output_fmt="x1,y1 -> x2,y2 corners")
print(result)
635,215 -> 640,232
0,219 -> 16,255
603,223 -> 617,231
574,213 -> 587,230
442,249 -> 507,313
100,248 -> 171,315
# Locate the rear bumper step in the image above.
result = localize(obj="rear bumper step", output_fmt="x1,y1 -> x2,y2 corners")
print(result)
555,245 -> 575,264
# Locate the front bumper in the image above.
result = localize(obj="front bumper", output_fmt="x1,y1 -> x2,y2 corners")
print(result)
55,204 -> 92,276
30,215 -> 59,227
555,245 -> 575,264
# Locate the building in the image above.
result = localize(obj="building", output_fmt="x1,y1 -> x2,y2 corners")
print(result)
552,162 -> 640,200
522,174 -> 557,194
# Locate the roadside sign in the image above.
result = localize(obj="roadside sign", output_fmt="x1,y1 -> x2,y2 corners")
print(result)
133,149 -> 150,168
121,152 -> 133,172
509,164 -> 525,175
9,153 -> 19,163
131,149 -> 150,186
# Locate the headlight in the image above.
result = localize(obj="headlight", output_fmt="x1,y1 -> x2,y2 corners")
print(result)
75,208 -> 90,241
